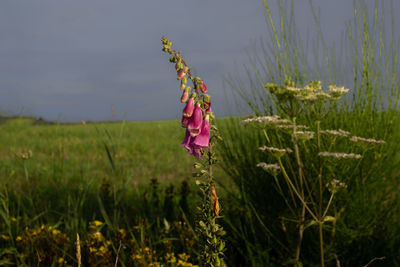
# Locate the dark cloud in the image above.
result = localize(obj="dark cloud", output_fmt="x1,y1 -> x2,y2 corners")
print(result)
0,0 -> 397,121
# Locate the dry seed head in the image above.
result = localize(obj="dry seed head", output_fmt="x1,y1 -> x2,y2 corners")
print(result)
210,185 -> 220,217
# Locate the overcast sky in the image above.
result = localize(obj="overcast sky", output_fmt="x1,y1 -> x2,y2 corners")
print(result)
0,0 -> 397,122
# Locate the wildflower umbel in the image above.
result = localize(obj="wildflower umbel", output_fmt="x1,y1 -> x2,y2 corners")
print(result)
259,146 -> 293,159
258,146 -> 293,154
294,131 -> 315,140
320,129 -> 350,137
240,115 -> 290,126
256,162 -> 281,174
318,152 -> 362,159
350,136 -> 386,144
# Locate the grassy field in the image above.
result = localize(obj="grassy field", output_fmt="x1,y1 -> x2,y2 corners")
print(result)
0,117 -> 200,186
0,116 -> 231,266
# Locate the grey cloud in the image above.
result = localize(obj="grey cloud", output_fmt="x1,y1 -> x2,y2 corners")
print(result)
0,0 -> 397,122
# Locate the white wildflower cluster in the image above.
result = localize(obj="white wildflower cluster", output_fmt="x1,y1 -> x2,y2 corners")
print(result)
328,85 -> 349,99
286,86 -> 304,93
294,131 -> 314,140
256,162 -> 281,174
326,179 -> 347,193
240,115 -> 290,126
318,152 -> 362,159
288,85 -> 325,101
350,136 -> 386,144
276,124 -> 309,130
286,81 -> 333,101
320,129 -> 350,137
258,146 -> 293,154
265,80 -> 349,103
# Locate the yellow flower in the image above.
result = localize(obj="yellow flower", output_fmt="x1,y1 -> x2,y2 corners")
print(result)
97,246 -> 107,255
52,229 -> 61,235
92,220 -> 103,227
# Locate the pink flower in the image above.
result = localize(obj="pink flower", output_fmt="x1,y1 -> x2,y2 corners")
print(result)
192,115 -> 210,148
177,70 -> 186,80
200,80 -> 207,93
181,116 -> 190,128
180,130 -> 192,150
182,97 -> 194,117
180,89 -> 189,103
188,103 -> 203,137
190,148 -> 202,158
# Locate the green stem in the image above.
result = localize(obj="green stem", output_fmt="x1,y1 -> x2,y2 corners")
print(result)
317,120 -> 323,219
292,117 -> 306,264
319,222 -> 325,267
322,192 -> 335,218
277,158 -> 317,221
316,120 -> 326,267
263,129 -> 271,144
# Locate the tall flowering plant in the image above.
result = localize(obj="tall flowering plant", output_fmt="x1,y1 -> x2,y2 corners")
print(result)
161,36 -> 225,267
242,79 -> 386,266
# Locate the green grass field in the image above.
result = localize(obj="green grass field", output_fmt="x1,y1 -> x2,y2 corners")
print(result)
0,117 -> 199,186
0,116 -> 232,265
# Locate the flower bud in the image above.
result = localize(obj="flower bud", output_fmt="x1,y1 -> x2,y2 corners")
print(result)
175,61 -> 183,71
169,56 -> 177,63
200,80 -> 207,93
195,77 -> 202,90
180,87 -> 190,103
202,94 -> 211,103
182,96 -> 195,117
180,77 -> 187,90
177,70 -> 186,80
